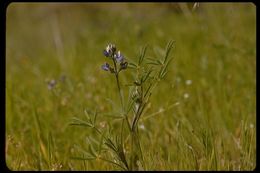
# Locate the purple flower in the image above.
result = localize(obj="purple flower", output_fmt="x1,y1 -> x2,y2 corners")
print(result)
47,79 -> 56,90
114,51 -> 124,63
101,63 -> 110,71
101,44 -> 127,73
120,61 -> 128,70
103,50 -> 110,57
103,44 -> 116,57
109,44 -> 116,53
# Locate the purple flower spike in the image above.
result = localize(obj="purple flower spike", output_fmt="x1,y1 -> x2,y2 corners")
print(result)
103,44 -> 116,57
103,50 -> 110,57
101,63 -> 110,71
115,51 -> 124,63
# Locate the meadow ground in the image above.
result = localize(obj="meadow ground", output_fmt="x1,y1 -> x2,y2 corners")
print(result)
6,3 -> 256,170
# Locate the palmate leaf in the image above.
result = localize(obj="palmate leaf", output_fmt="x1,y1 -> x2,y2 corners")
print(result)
98,131 -> 106,155
141,68 -> 153,83
163,40 -> 175,64
143,83 -> 153,99
88,144 -> 97,157
128,62 -> 138,69
69,117 -> 93,128
159,55 -> 174,79
145,57 -> 156,62
83,108 -> 98,125
138,46 -> 148,65
104,136 -> 129,170
93,109 -> 98,126
145,57 -> 162,66
125,87 -> 136,115
104,138 -> 118,153
84,108 -> 92,123
148,61 -> 163,66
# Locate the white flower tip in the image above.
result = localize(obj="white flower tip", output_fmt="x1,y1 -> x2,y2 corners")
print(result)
139,124 -> 145,130
186,80 -> 192,85
174,102 -> 180,106
184,93 -> 189,99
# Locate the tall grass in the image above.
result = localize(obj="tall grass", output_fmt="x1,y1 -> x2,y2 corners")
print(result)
6,3 -> 256,170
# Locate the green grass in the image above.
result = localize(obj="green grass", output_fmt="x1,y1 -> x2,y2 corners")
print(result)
6,3 -> 256,171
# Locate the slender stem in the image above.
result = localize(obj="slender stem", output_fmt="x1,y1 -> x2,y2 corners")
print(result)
132,102 -> 147,130
135,127 -> 145,169
130,128 -> 145,171
120,118 -> 124,145
115,74 -> 124,109
125,117 -> 132,132
111,57 -> 132,170
111,58 -> 131,133
130,131 -> 134,170
132,103 -> 140,130
112,58 -> 124,111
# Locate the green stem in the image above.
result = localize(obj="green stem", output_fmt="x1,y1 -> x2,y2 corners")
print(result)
111,58 -> 132,170
112,58 -> 123,108
111,58 -> 131,132
135,127 -> 145,169
130,128 -> 142,170
115,74 -> 124,110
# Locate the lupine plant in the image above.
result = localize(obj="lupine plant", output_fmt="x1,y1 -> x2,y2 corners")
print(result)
70,41 -> 175,171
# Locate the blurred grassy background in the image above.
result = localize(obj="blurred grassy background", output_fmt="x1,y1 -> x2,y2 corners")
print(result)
6,3 -> 256,170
